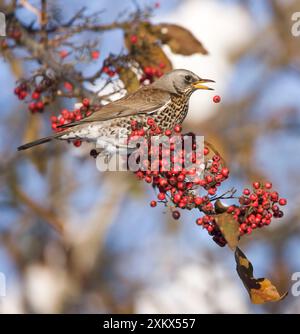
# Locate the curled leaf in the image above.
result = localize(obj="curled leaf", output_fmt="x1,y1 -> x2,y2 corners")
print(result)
214,199 -> 228,214
215,212 -> 240,250
235,248 -> 288,304
155,23 -> 208,56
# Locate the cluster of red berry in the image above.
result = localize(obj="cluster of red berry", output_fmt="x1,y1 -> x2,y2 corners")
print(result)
14,83 -> 28,101
50,98 -> 93,147
129,119 -> 227,217
140,64 -> 165,84
128,118 -> 287,247
102,65 -> 117,78
196,216 -> 227,247
228,182 -> 287,235
186,181 -> 287,247
14,77 -> 55,112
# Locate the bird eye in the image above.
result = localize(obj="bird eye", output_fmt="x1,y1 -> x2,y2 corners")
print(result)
185,75 -> 192,82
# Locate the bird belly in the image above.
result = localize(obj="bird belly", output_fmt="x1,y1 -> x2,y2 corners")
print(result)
61,123 -> 130,154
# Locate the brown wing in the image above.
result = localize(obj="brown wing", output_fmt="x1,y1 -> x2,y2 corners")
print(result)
59,88 -> 170,129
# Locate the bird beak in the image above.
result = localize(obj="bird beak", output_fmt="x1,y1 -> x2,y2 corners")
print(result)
192,79 -> 215,90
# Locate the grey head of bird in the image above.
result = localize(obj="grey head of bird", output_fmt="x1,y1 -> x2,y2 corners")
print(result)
150,69 -> 215,95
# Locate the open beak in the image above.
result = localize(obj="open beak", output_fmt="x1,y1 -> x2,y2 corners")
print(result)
192,79 -> 215,90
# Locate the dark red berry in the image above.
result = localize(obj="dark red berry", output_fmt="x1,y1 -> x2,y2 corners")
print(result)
172,211 -> 180,220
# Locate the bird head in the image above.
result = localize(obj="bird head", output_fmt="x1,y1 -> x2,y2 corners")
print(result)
151,69 -> 215,95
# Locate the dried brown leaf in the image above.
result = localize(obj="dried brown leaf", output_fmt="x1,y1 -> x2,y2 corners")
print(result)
235,248 -> 288,304
155,23 -> 208,56
215,212 -> 240,250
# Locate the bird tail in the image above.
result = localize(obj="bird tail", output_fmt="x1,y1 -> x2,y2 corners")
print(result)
17,133 -> 61,151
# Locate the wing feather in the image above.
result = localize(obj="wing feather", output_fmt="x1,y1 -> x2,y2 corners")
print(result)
59,88 -> 170,129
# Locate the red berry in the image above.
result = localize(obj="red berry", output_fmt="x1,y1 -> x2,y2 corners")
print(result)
150,200 -> 157,207
145,176 -> 152,183
19,90 -> 27,99
130,35 -> 138,44
227,206 -> 235,213
250,193 -> 258,201
32,91 -> 40,100
194,197 -> 203,206
91,50 -> 100,59
173,194 -> 181,203
196,218 -> 203,225
243,188 -> 250,196
60,108 -> 68,118
131,120 -> 138,128
265,182 -> 272,189
174,124 -> 181,133
177,174 -> 185,182
159,178 -> 168,187
208,187 -> 216,195
36,101 -> 44,110
82,98 -> 90,107
157,192 -> 166,201
270,191 -> 279,202
73,140 -> 82,147
203,147 -> 209,155
59,50 -> 68,59
172,211 -> 180,220
103,66 -> 110,73
144,67 -> 154,76
253,182 -> 260,189
213,95 -> 221,103
221,167 -> 229,178
147,118 -> 155,126
64,82 -> 73,91
279,198 -> 287,206
28,102 -> 36,111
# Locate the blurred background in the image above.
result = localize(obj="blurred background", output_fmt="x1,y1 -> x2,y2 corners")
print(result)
0,0 -> 300,313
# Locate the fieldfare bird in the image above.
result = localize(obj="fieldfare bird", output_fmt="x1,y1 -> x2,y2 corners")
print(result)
17,69 -> 214,153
